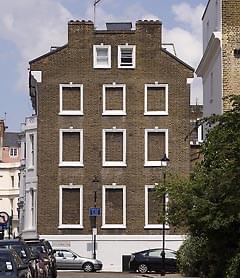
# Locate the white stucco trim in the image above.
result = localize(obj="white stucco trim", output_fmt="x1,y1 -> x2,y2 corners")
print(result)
102,185 -> 126,229
144,128 -> 168,167
144,83 -> 168,116
58,184 -> 83,229
59,83 -> 83,116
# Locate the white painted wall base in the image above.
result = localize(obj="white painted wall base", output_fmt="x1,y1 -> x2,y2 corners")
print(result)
42,234 -> 186,272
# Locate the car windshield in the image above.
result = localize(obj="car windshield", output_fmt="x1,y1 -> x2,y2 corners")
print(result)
10,246 -> 28,261
0,256 -> 13,273
28,244 -> 47,255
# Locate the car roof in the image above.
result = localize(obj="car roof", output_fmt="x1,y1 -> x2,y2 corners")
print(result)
133,248 -> 176,254
0,239 -> 26,245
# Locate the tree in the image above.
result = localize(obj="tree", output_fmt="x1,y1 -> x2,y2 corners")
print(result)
156,96 -> 240,277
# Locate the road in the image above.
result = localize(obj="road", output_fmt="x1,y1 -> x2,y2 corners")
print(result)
57,271 -> 183,278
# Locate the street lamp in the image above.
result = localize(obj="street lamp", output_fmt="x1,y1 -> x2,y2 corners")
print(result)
160,154 -> 170,276
92,176 -> 99,259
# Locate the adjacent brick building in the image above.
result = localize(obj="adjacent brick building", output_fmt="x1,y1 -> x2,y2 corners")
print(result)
29,20 -> 194,271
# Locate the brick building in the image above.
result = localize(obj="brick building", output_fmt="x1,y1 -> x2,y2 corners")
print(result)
29,20 -> 194,271
197,0 -> 240,117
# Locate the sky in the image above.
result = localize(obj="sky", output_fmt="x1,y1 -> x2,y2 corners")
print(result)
0,0 -> 208,131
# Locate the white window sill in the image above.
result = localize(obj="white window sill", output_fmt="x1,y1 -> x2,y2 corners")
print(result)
58,111 -> 83,116
102,111 -> 126,116
103,162 -> 127,167
144,161 -> 167,167
94,65 -> 111,69
58,225 -> 83,229
59,162 -> 84,167
101,224 -> 126,229
118,65 -> 135,69
144,111 -> 168,116
144,224 -> 170,229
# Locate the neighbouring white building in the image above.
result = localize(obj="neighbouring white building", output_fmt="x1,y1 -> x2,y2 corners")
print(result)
18,115 -> 38,239
0,120 -> 20,237
196,0 -> 240,118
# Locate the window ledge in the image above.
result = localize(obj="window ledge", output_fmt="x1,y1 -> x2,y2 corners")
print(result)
59,111 -> 83,116
58,225 -> 83,229
144,225 -> 170,229
94,65 -> 111,69
101,224 -> 126,229
103,162 -> 127,167
118,66 -> 135,69
144,161 -> 167,167
102,111 -> 126,116
144,111 -> 168,116
59,162 -> 84,167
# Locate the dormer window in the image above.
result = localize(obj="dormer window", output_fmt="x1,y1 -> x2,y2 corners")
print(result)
118,45 -> 136,68
93,45 -> 111,68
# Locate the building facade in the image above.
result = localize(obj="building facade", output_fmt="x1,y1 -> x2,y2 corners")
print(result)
18,115 -> 38,239
0,120 -> 20,237
197,0 -> 240,117
29,20 -> 194,271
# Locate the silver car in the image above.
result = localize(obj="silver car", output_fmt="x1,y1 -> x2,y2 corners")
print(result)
54,248 -> 102,272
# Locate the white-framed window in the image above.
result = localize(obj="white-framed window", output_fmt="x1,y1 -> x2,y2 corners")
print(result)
102,128 -> 127,167
30,134 -> 35,167
102,184 -> 126,229
102,83 -> 126,116
144,128 -> 168,167
144,184 -> 169,229
59,83 -> 83,116
93,44 -> 111,68
144,83 -> 168,115
118,45 -> 136,68
59,128 -> 83,167
9,147 -> 18,157
59,184 -> 83,229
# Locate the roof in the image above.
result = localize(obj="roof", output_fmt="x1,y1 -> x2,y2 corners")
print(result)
161,48 -> 195,72
3,132 -> 20,147
106,22 -> 132,31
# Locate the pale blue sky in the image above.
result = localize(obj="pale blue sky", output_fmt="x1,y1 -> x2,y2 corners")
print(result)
0,0 -> 207,131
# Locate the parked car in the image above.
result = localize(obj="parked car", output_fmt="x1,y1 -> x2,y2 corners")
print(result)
0,239 -> 38,278
39,240 -> 57,278
25,240 -> 51,278
129,248 -> 177,274
54,248 -> 103,272
0,248 -> 31,278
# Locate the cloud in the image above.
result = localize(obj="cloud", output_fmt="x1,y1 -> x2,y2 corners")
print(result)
0,0 -> 73,91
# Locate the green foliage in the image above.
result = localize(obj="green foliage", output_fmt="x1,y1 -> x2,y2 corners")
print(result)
155,96 -> 240,277
226,251 -> 240,278
177,236 -> 208,277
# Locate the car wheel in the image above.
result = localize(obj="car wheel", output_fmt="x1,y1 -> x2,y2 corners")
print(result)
138,263 -> 148,273
83,262 -> 94,272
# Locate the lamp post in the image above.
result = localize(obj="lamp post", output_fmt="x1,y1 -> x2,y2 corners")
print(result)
92,176 -> 99,259
160,154 -> 170,276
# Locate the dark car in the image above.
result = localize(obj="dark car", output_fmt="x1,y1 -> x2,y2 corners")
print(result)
54,248 -> 103,272
25,239 -> 57,278
40,240 -> 57,278
0,240 -> 37,278
129,248 -> 177,274
0,248 -> 31,278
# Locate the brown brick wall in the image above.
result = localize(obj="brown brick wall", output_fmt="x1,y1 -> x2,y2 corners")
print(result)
222,0 -> 240,110
147,87 -> 166,111
148,132 -> 165,161
105,87 -> 123,111
62,132 -> 80,161
30,20 -> 193,235
105,188 -> 123,224
105,132 -> 123,161
62,188 -> 80,224
62,87 -> 81,111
